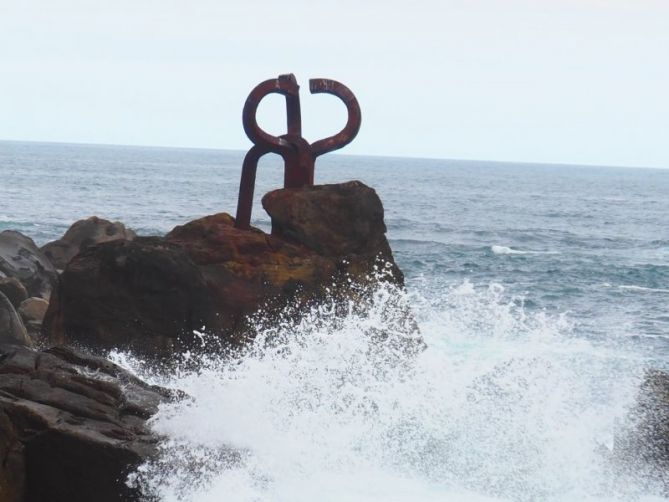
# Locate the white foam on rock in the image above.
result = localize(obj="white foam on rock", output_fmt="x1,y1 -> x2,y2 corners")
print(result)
119,279 -> 665,502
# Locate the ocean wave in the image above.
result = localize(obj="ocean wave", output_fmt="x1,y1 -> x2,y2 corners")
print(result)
117,279 -> 661,502
491,245 -> 527,255
491,245 -> 559,256
619,285 -> 669,294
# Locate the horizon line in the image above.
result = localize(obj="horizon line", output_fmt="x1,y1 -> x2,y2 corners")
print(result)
0,138 -> 666,172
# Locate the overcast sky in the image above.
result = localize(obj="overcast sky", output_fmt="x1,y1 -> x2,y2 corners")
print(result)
1,0 -> 667,168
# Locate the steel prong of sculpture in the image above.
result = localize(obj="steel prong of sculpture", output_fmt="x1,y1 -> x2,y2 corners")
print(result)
234,74 -> 361,231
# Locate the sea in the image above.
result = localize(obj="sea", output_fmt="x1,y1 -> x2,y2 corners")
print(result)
1,140 -> 669,501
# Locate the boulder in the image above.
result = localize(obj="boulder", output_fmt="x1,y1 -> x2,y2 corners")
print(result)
263,180 -> 392,257
0,342 -> 174,502
41,216 -> 136,270
18,297 -> 49,322
18,297 -> 49,338
44,237 -> 228,356
0,231 -> 58,300
0,291 -> 31,347
0,277 -> 28,309
263,181 -> 403,282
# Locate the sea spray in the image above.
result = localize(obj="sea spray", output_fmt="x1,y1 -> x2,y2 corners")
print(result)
116,278 -> 665,502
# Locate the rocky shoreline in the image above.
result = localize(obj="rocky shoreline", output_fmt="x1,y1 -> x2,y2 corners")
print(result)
0,180 -> 412,501
1,180 -> 668,500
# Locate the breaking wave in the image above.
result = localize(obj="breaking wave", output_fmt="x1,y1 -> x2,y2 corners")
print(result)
619,285 -> 669,294
117,278 -> 666,502
491,245 -> 528,255
491,245 -> 560,256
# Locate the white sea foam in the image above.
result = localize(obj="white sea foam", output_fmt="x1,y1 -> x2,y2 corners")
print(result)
491,245 -> 527,255
120,279 -> 664,502
491,245 -> 560,256
619,285 -> 669,294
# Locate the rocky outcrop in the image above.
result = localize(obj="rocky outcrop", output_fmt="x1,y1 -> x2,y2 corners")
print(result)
0,292 -> 31,347
41,217 -> 136,270
44,182 -> 402,357
0,231 -> 57,300
0,342 -> 172,502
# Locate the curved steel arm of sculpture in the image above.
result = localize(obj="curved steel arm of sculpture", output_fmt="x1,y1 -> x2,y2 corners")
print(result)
242,74 -> 301,155
309,78 -> 361,158
235,145 -> 264,230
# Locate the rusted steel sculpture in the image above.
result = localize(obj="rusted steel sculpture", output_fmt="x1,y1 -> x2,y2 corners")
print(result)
235,74 -> 361,230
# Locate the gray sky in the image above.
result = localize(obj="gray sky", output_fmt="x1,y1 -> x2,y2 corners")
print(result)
1,0 -> 668,168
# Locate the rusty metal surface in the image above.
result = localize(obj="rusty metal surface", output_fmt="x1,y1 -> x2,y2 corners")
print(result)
235,74 -> 361,230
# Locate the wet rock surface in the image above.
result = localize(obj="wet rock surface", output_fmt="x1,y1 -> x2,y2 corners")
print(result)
44,237 -> 226,357
0,231 -> 57,300
41,216 -> 136,270
0,342 -> 172,502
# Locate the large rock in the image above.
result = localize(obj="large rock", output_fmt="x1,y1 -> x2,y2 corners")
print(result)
0,231 -> 58,300
262,180 -> 403,284
41,216 -> 136,270
44,182 -> 405,357
44,237 -> 227,356
18,297 -> 50,339
263,180 -> 392,257
0,291 -> 31,347
0,342 -> 172,502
